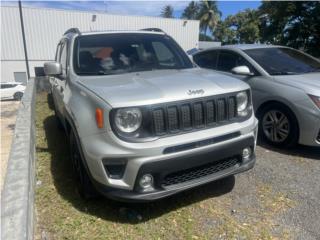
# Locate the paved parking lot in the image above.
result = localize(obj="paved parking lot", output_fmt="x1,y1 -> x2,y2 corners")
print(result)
35,93 -> 319,240
1,100 -> 20,190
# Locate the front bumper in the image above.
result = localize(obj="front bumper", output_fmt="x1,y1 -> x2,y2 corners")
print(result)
295,101 -> 320,147
299,118 -> 320,147
91,136 -> 256,201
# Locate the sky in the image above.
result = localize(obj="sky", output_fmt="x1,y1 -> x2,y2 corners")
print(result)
2,1 -> 261,19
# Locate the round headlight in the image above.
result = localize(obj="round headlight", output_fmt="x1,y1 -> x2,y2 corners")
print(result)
115,108 -> 142,133
236,91 -> 249,112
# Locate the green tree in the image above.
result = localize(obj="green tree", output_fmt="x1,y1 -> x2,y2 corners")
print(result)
259,1 -> 320,57
181,1 -> 200,20
228,9 -> 260,43
214,20 -> 237,44
214,9 -> 260,44
198,0 -> 221,36
161,5 -> 174,18
199,33 -> 214,41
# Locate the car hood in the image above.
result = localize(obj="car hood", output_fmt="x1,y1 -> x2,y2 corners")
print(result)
77,68 -> 249,108
274,72 -> 320,95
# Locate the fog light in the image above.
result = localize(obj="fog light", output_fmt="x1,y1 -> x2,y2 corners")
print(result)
242,147 -> 252,161
139,174 -> 153,189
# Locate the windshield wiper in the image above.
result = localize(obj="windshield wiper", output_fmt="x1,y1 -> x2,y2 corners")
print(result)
77,71 -> 107,75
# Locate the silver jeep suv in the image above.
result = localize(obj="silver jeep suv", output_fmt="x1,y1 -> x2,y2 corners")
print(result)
44,28 -> 258,201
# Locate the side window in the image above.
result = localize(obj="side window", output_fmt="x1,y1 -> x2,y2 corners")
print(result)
59,42 -> 68,76
1,84 -> 14,89
152,41 -> 174,63
217,51 -> 238,71
193,51 -> 218,69
217,51 -> 258,74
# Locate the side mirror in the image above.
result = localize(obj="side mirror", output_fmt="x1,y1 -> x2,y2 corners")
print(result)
231,66 -> 254,76
44,62 -> 62,76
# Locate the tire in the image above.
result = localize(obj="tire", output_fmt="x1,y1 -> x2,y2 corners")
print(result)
258,103 -> 299,147
13,92 -> 23,101
54,107 -> 64,130
52,97 -> 64,130
47,93 -> 55,110
69,130 -> 99,199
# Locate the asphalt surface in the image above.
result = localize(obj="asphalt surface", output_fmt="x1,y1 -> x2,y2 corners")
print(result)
241,144 -> 320,239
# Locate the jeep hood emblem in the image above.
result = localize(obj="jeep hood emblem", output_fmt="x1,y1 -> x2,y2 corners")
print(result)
187,89 -> 205,96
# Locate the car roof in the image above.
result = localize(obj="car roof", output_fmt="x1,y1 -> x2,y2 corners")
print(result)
197,44 -> 286,53
80,30 -> 165,36
222,44 -> 283,50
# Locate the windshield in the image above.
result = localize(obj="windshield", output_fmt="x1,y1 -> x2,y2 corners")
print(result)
73,33 -> 193,76
244,47 -> 320,75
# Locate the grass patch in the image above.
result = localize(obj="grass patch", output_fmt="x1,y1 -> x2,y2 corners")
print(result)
35,92 -> 293,240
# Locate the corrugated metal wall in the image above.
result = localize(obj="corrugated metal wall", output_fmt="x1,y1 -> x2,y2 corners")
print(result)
1,6 -> 199,82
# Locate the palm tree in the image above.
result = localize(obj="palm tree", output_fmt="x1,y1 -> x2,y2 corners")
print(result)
181,1 -> 200,20
198,0 -> 221,36
161,5 -> 174,18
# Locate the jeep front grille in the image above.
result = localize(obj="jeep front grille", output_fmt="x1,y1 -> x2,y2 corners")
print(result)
152,95 -> 238,136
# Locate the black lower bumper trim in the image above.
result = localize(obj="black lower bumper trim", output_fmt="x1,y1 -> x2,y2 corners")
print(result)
92,137 -> 255,202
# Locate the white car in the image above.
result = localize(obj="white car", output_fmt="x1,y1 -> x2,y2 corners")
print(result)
0,82 -> 26,100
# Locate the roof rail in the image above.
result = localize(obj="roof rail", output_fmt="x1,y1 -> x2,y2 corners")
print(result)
140,28 -> 165,33
64,28 -> 81,36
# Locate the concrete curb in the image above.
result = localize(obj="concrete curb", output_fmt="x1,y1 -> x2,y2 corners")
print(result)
1,78 -> 36,240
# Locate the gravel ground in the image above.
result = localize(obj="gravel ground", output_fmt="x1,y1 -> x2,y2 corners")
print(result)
35,92 -> 320,240
0,100 -> 20,190
237,144 -> 320,239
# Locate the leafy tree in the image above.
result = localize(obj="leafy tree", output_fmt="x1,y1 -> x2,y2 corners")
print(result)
228,9 -> 260,43
214,20 -> 237,44
214,9 -> 260,44
198,0 -> 221,36
199,33 -> 214,41
258,1 -> 320,57
161,5 -> 174,18
181,1 -> 200,20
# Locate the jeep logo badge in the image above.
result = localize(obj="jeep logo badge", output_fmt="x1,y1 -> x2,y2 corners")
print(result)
187,89 -> 205,96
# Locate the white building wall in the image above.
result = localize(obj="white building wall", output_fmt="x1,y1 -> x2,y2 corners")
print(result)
199,41 -> 221,49
1,6 -> 199,82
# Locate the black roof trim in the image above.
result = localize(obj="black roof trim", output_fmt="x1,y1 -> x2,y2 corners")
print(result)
140,28 -> 165,33
64,28 -> 81,36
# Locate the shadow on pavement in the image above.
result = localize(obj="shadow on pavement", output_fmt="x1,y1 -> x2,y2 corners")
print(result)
40,115 -> 235,224
258,140 -> 319,160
